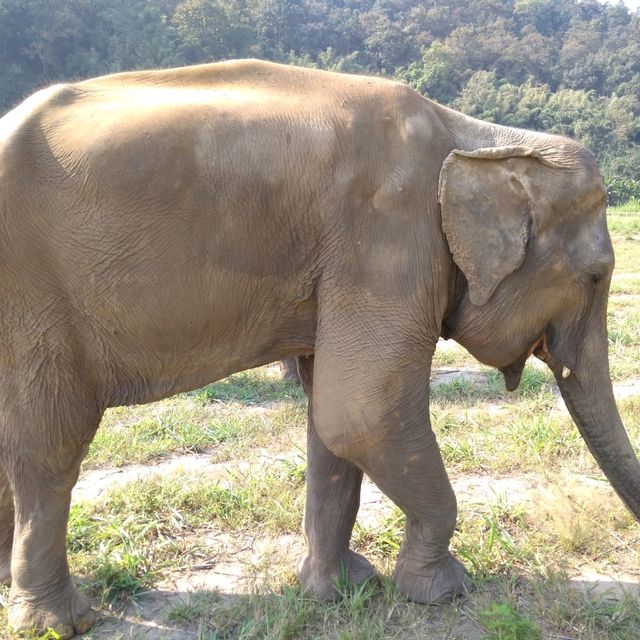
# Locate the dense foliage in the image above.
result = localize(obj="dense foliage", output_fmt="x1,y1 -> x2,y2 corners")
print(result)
1,0 -> 639,201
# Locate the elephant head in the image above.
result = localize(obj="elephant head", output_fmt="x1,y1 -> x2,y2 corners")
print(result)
438,143 -> 640,520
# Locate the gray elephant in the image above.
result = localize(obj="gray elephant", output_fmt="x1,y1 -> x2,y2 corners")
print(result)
0,60 -> 638,638
279,357 -> 301,383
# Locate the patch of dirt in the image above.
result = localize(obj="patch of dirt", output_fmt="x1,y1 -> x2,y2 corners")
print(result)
569,571 -> 640,599
612,378 -> 640,401
431,368 -> 489,387
74,454 -> 220,503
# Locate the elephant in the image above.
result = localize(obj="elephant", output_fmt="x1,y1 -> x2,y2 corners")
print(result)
0,59 -> 638,638
280,357 -> 301,383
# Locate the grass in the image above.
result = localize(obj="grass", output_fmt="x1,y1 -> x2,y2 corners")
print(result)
611,235 -> 640,273
608,296 -> 640,380
610,274 -> 640,295
607,205 -> 640,234
166,580 -> 416,640
87,400 -> 252,468
193,368 -> 304,405
609,198 -> 640,213
163,576 -> 640,640
86,380 -> 308,470
67,458 -> 307,608
432,341 -> 477,368
7,460 -> 640,638
431,393 -> 585,474
478,602 -> 541,640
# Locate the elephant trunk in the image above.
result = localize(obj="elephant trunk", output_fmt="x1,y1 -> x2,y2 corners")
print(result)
548,303 -> 640,522
558,371 -> 640,520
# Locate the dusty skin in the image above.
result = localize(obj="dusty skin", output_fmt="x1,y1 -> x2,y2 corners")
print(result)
0,60 -> 638,637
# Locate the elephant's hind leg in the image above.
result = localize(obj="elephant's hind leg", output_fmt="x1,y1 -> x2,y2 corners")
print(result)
0,467 -> 14,585
1,379 -> 99,639
6,451 -> 96,639
296,356 -> 377,599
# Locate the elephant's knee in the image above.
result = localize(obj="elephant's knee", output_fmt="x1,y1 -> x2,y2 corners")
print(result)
313,418 -> 389,462
312,394 -> 403,461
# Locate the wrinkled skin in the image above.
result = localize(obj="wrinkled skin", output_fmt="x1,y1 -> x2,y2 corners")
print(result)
0,60 -> 638,637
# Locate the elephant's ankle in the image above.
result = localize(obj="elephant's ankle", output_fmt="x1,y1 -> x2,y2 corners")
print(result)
393,551 -> 470,604
298,548 -> 378,600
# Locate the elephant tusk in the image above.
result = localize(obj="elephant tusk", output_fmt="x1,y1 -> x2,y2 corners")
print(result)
562,366 -> 571,379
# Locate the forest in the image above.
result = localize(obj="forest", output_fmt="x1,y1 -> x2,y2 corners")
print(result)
1,0 -> 639,202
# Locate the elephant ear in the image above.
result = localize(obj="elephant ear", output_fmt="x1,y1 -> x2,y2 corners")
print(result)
438,146 -> 541,306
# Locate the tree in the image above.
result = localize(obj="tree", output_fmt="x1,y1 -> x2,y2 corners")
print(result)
172,0 -> 253,62
400,41 -> 460,103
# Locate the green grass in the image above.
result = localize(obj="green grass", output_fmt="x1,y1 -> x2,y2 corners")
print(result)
611,235 -> 640,273
432,341 -> 477,368
607,205 -> 640,234
479,602 -> 541,640
432,395 -> 583,474
156,480 -> 639,639
167,580 -> 414,640
193,368 -> 304,405
609,199 -> 640,213
163,575 -> 640,640
610,274 -> 640,295
6,461 -> 639,639
87,393 -> 307,470
544,585 -> 640,639
0,586 -> 7,637
67,460 -> 307,606
607,297 -> 640,380
88,400 -> 252,467
433,366 -> 555,404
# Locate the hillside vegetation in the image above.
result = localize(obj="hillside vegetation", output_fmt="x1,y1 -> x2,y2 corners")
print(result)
1,0 -> 639,202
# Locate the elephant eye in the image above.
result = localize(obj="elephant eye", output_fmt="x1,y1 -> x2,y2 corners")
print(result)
589,271 -> 604,285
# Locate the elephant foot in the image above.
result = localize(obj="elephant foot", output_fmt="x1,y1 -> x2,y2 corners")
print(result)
8,585 -> 95,639
393,552 -> 470,604
298,549 -> 378,600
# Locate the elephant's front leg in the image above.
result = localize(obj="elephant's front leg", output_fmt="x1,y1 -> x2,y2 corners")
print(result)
338,414 -> 468,604
0,467 -> 14,585
373,434 -> 470,604
296,357 -> 377,598
312,312 -> 469,604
